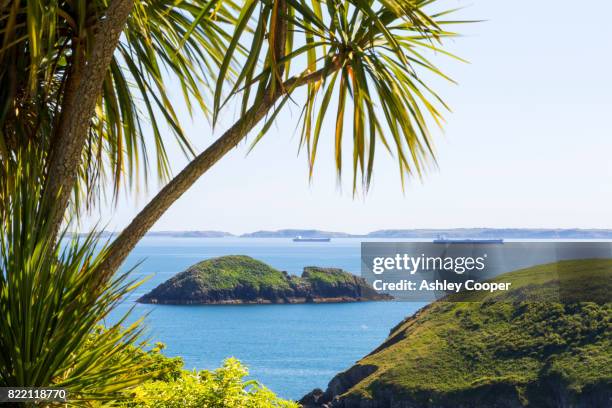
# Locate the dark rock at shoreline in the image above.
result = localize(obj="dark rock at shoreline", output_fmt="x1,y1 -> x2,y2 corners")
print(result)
137,255 -> 392,305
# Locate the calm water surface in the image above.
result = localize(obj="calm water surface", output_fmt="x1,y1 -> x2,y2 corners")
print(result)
107,237 -> 424,399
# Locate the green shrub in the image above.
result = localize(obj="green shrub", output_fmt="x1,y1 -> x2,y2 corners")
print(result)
124,357 -> 298,408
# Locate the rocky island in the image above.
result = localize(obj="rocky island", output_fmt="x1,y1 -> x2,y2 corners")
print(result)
137,255 -> 392,304
301,259 -> 612,408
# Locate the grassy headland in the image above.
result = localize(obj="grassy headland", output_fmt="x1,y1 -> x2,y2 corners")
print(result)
303,259 -> 612,408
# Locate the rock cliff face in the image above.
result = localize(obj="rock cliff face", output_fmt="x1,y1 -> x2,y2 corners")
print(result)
301,259 -> 612,408
137,256 -> 392,304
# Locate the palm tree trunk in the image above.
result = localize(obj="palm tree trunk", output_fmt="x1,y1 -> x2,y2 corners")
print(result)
44,0 -> 135,238
97,61 -> 342,278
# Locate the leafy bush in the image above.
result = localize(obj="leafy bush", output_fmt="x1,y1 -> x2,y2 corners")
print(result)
123,352 -> 298,408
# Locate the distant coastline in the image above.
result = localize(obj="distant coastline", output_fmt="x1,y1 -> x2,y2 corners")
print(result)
84,228 -> 612,239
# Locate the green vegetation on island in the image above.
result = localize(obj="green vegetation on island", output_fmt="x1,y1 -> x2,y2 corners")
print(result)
138,255 -> 391,304
302,259 -> 612,408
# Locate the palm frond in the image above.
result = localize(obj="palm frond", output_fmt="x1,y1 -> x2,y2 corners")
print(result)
0,0 -> 233,212
0,145 -> 154,400
216,0 -> 466,193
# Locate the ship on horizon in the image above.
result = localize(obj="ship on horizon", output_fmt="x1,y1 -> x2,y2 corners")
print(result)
293,236 -> 331,242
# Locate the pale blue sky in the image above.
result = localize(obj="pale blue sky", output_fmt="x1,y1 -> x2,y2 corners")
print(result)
82,1 -> 612,234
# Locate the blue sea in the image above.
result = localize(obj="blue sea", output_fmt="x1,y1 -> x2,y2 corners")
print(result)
107,237 -> 424,400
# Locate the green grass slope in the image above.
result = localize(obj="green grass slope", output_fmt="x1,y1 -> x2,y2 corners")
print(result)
305,259 -> 611,408
177,255 -> 292,291
137,255 -> 293,304
302,267 -> 361,285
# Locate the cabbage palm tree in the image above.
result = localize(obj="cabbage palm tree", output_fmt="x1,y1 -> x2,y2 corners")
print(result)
0,0 -> 231,218
0,146 -> 154,401
110,0 -> 466,278
0,0 -> 467,397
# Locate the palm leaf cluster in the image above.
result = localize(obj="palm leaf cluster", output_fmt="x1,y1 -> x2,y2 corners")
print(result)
0,146 -> 152,399
1,0 -> 465,201
217,0 -> 465,191
0,0 -> 232,210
